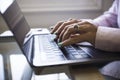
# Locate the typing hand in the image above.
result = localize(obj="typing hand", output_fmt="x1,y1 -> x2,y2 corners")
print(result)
51,19 -> 81,39
51,19 -> 97,47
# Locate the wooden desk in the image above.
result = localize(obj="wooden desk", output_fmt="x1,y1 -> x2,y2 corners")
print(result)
71,67 -> 104,80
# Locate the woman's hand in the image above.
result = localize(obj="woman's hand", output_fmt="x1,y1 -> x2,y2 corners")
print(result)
51,19 -> 98,47
51,19 -> 81,36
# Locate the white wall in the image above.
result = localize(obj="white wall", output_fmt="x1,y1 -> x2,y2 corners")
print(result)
0,0 -> 114,33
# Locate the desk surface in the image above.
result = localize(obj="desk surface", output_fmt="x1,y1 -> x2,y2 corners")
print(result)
71,67 -> 104,80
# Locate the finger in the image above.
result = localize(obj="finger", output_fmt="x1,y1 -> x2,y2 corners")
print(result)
55,18 -> 75,42
54,20 -> 80,41
60,22 -> 85,42
61,23 -> 87,41
51,18 -> 77,34
51,21 -> 64,34
54,24 -> 70,41
54,19 -> 75,41
60,21 -> 90,42
62,25 -> 76,41
55,19 -> 81,35
59,25 -> 69,42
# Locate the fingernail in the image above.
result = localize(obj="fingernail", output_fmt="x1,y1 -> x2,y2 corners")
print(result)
54,32 -> 58,35
58,43 -> 62,47
57,39 -> 61,43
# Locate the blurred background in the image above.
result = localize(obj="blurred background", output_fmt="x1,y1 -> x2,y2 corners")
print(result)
0,0 -> 114,33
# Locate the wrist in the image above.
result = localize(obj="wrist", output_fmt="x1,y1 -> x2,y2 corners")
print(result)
87,27 -> 97,46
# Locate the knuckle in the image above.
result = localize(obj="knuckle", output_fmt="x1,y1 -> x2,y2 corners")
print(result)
66,25 -> 70,28
67,27 -> 72,32
63,22 -> 68,26
57,21 -> 63,24
73,19 -> 78,22
84,21 -> 89,24
64,25 -> 69,30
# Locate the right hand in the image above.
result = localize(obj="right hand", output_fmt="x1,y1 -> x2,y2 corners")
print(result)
51,19 -> 97,47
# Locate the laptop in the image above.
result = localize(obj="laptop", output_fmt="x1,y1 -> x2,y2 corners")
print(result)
0,0 -> 120,69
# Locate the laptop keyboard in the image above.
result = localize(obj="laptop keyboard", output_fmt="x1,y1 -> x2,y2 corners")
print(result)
34,34 -> 66,62
64,45 -> 90,59
34,34 -> 90,61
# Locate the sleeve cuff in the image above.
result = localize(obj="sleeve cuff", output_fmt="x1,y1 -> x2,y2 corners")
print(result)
95,27 -> 120,52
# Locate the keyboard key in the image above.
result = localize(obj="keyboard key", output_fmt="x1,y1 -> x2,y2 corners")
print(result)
74,54 -> 83,59
81,54 -> 90,58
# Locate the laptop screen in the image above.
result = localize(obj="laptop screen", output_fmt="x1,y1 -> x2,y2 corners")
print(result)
0,0 -> 31,59
0,0 -> 30,47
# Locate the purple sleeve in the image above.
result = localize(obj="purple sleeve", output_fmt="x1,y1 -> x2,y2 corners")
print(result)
93,0 -> 118,28
94,0 -> 120,52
